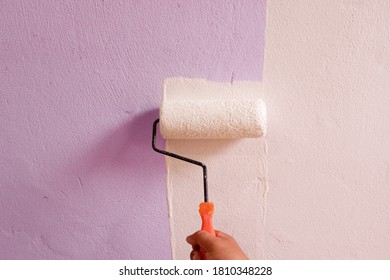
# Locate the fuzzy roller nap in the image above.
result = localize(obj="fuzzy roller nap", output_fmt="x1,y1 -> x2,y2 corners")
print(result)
152,98 -> 267,259
160,99 -> 267,139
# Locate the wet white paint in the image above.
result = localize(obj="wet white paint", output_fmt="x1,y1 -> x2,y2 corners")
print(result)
164,78 -> 267,259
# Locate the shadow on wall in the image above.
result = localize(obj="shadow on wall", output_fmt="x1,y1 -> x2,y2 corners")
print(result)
72,108 -> 164,182
68,106 -> 240,190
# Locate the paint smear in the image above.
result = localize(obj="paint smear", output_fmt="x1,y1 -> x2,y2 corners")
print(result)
164,78 -> 268,259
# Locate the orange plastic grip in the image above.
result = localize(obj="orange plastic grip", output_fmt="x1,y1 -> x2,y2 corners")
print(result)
199,202 -> 216,260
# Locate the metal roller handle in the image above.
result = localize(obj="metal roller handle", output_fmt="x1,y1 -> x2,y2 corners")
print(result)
152,118 -> 209,202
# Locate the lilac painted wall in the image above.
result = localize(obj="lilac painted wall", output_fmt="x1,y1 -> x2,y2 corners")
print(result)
0,1 -> 266,259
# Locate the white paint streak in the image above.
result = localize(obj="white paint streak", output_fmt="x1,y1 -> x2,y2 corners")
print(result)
164,78 -> 267,259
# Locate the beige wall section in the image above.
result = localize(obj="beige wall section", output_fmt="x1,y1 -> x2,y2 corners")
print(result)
164,78 -> 267,259
262,1 -> 390,258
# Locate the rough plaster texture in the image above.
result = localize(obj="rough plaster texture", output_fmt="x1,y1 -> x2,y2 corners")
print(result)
262,0 -> 390,258
164,78 -> 267,259
0,1 -> 266,259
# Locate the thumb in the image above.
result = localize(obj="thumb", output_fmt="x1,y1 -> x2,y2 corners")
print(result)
187,230 -> 217,250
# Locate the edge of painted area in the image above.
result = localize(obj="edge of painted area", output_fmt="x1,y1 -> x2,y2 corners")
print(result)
163,77 -> 268,259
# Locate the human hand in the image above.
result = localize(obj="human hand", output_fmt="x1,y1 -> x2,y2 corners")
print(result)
186,230 -> 249,260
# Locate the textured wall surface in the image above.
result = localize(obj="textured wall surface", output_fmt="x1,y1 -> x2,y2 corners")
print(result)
0,0 -> 266,259
2,0 -> 388,261
262,0 -> 390,259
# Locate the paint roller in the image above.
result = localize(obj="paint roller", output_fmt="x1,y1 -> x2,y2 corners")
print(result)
152,98 -> 267,259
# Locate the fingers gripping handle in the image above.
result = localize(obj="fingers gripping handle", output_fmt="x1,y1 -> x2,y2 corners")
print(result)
199,202 -> 216,260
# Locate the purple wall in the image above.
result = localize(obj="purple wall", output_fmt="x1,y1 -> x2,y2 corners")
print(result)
0,0 -> 266,259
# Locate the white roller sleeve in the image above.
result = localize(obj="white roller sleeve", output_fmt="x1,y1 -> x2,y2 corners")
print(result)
160,99 -> 267,139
